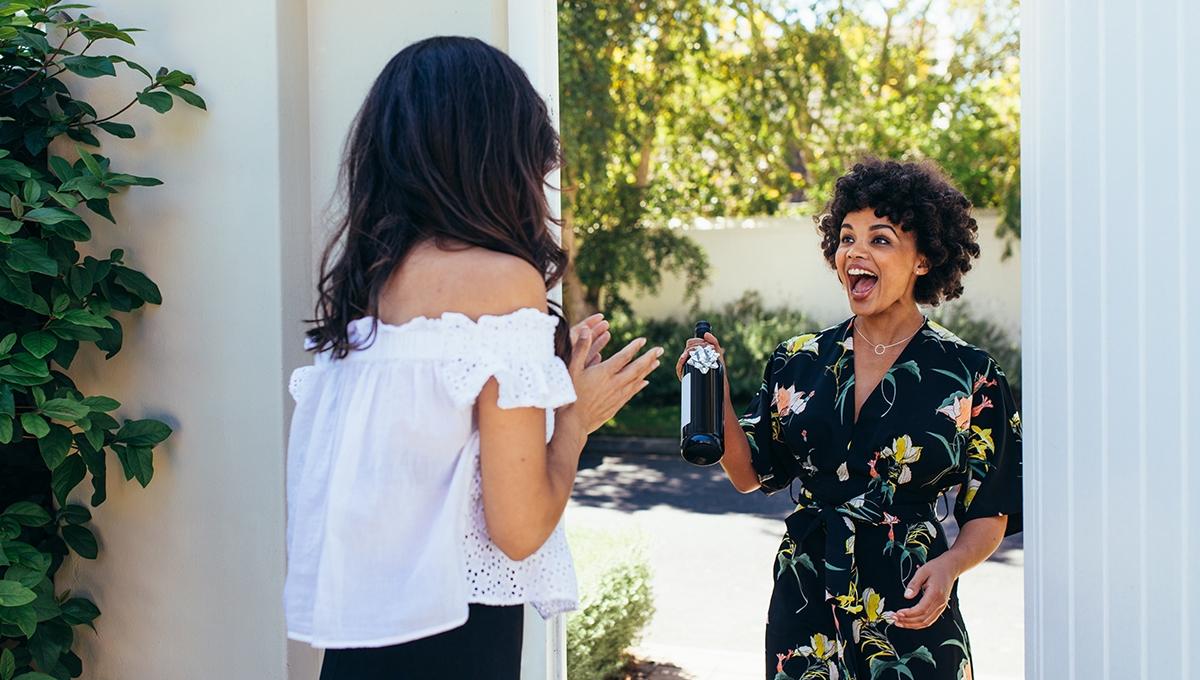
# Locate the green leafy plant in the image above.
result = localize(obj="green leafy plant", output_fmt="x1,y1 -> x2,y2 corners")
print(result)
566,526 -> 656,680
0,3 -> 203,677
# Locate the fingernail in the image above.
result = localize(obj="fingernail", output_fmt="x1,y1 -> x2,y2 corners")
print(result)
654,347 -> 664,357
904,589 -> 914,598
641,380 -> 649,388
652,361 -> 661,370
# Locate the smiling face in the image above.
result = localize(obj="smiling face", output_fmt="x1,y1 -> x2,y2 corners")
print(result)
834,208 -> 929,317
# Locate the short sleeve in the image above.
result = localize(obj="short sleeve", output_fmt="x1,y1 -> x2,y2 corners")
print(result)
439,309 -> 577,411
954,357 -> 1023,536
742,344 -> 795,495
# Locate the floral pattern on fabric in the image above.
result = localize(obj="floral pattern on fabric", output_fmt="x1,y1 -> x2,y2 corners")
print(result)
742,318 -> 1022,680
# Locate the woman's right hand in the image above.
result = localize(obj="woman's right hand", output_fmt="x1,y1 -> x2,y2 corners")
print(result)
675,332 -> 727,381
567,327 -> 663,434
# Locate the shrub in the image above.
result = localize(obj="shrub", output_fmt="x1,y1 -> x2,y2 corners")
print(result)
566,526 -> 656,680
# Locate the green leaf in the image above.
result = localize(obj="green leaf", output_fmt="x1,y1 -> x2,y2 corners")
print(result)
40,399 -> 89,421
0,218 -> 20,236
0,385 -> 11,417
20,180 -> 40,205
21,207 -> 76,225
1,541 -> 50,573
97,121 -> 135,138
48,156 -> 76,181
19,413 -> 49,438
65,126 -> 101,147
136,90 -> 173,113
1,566 -> 42,590
60,309 -> 112,329
2,601 -> 38,638
10,353 -> 49,377
57,506 -> 90,528
61,525 -> 97,559
21,332 -> 56,359
79,21 -> 138,45
81,396 -> 120,412
76,148 -> 102,178
3,502 -> 50,528
0,333 -> 15,355
61,55 -> 116,78
60,597 -> 99,628
164,85 -> 206,110
0,581 -> 36,607
43,320 -> 101,343
0,417 -> 11,445
37,425 -> 72,469
0,648 -> 13,680
113,267 -> 161,305
13,673 -> 57,680
5,239 -> 58,276
66,266 -> 93,298
112,56 -> 152,79
130,446 -> 153,486
48,191 -> 79,209
51,457 -> 86,507
115,419 -> 171,447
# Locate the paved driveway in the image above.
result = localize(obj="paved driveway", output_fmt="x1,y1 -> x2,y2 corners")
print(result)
568,451 -> 1024,680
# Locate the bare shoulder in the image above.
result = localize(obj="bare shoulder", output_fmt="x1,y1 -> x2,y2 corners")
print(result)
380,243 -> 548,323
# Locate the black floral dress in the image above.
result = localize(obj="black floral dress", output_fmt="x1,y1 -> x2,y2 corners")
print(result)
742,317 -> 1022,680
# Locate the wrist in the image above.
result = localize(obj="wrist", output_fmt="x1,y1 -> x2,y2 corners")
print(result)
555,404 -> 589,449
939,548 -> 971,578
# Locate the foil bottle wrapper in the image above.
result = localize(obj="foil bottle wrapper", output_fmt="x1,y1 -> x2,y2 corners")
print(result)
686,345 -> 722,374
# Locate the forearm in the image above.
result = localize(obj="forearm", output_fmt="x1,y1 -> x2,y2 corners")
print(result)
944,515 -> 1007,575
718,381 -> 760,493
542,404 -> 589,521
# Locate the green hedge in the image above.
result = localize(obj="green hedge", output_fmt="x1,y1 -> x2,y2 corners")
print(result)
566,526 -> 656,680
599,293 -> 1021,438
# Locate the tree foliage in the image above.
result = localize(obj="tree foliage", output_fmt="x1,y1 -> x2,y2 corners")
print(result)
559,0 -> 1020,318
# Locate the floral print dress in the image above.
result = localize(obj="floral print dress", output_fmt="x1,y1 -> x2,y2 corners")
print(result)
742,317 -> 1022,680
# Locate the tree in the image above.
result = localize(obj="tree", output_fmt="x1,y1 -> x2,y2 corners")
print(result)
558,0 -> 1020,319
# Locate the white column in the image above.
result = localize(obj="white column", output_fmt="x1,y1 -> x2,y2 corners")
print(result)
1022,0 -> 1198,678
507,2 -> 566,678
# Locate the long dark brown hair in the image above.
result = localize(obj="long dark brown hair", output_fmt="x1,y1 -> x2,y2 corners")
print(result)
307,36 -> 570,359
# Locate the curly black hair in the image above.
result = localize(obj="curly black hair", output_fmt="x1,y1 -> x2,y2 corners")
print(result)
816,158 -> 980,305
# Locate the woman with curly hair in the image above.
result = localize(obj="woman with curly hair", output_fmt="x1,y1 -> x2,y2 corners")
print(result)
676,158 -> 1022,680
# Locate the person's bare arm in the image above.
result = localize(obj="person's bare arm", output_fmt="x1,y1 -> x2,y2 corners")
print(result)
892,514 -> 1007,629
477,260 -> 662,560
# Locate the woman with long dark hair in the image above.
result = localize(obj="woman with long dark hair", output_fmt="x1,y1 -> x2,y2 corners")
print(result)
285,36 -> 662,679
677,159 -> 1022,680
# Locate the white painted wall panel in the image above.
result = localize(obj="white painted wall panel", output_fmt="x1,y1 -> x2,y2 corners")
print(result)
1024,0 -> 1196,677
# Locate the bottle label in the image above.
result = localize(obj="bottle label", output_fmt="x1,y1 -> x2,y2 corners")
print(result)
680,373 -> 692,432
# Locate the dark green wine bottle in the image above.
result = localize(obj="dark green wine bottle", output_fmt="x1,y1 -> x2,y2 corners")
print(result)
680,320 -> 725,466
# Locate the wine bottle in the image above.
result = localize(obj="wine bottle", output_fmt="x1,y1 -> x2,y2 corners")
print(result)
680,320 -> 725,466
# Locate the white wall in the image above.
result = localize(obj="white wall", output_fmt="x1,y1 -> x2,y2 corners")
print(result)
1022,0 -> 1198,678
629,210 -> 1021,331
53,1 -> 559,679
57,1 -> 306,679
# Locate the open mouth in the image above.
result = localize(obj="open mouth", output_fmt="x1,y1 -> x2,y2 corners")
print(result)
847,266 -> 878,299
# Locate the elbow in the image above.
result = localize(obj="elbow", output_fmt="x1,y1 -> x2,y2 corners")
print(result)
490,532 -> 543,562
733,479 -> 761,494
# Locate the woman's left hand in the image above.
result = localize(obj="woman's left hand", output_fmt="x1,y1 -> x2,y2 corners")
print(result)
892,554 -> 963,629
570,313 -> 611,368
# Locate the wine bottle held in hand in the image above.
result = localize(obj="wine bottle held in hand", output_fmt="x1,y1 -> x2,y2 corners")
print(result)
680,320 -> 725,466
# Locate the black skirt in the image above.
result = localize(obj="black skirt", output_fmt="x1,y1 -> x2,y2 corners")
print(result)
318,604 -> 524,680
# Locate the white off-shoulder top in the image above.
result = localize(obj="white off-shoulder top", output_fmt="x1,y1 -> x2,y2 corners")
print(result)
284,308 -> 579,649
